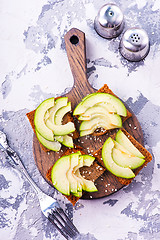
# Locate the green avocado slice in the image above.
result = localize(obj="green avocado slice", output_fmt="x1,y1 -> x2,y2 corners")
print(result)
46,121 -> 75,136
54,102 -> 71,125
102,137 -> 135,179
35,129 -> 61,151
44,97 -> 68,122
67,153 -> 80,194
79,108 -> 122,127
75,169 -> 98,192
34,98 -> 55,141
72,191 -> 83,197
74,155 -> 97,192
45,101 -> 75,136
78,104 -> 118,121
79,116 -> 121,131
73,93 -> 127,117
115,130 -> 144,158
51,155 -> 70,195
61,135 -> 74,148
112,148 -> 145,169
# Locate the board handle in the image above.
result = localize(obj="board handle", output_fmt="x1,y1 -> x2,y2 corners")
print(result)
64,28 -> 95,104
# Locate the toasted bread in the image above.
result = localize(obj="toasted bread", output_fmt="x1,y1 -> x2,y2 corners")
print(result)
46,147 -> 105,205
93,128 -> 152,185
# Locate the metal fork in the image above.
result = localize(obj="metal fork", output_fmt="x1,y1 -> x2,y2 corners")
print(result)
0,130 -> 79,240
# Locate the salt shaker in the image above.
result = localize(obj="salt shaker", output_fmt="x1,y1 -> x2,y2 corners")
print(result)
94,3 -> 124,39
119,27 -> 150,61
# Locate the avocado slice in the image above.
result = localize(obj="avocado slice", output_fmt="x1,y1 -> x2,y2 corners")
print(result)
112,148 -> 145,169
73,156 -> 84,192
46,120 -> 75,136
80,129 -> 95,137
73,93 -> 127,117
78,104 -> 118,121
79,116 -> 121,131
67,153 -> 80,194
54,102 -> 72,125
82,155 -> 95,166
51,155 -> 70,195
74,155 -> 97,192
115,130 -> 144,159
54,135 -> 63,143
75,169 -> 98,192
72,191 -> 83,197
72,154 -> 95,193
45,101 -> 75,136
113,140 -> 133,155
102,137 -> 135,178
34,98 -> 55,141
79,108 -> 122,127
44,97 -> 68,122
35,129 -> 61,151
61,135 -> 74,148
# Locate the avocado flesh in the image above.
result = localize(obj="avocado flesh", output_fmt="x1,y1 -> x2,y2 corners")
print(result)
73,157 -> 84,192
45,101 -> 75,136
113,140 -> 133,155
54,135 -> 63,143
78,104 -> 118,121
72,191 -> 83,197
54,102 -> 71,125
82,155 -> 95,166
35,129 -> 61,151
73,93 -> 127,117
61,135 -> 74,148
72,155 -> 96,193
112,148 -> 145,169
46,120 -> 75,136
115,130 -> 144,159
102,138 -> 135,179
75,170 -> 98,192
74,155 -> 97,192
34,98 -> 55,141
51,155 -> 70,195
79,111 -> 122,127
67,153 -> 79,194
79,116 -> 121,131
44,97 -> 68,122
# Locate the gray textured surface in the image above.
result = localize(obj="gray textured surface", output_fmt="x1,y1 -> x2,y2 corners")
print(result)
0,0 -> 160,239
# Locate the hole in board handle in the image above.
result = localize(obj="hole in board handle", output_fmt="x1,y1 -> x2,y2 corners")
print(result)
70,35 -> 79,45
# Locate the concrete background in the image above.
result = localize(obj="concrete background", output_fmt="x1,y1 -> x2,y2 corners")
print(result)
0,0 -> 160,239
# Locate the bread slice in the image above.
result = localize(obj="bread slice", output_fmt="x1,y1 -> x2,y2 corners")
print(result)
46,147 -> 105,205
93,128 -> 152,185
76,84 -> 132,137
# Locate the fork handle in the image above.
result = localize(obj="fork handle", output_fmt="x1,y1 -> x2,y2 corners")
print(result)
6,146 -> 43,196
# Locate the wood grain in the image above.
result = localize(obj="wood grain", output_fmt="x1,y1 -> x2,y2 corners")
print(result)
33,28 -> 144,199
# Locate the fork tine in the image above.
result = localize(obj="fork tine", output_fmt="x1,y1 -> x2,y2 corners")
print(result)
48,214 -> 69,239
52,213 -> 75,238
56,208 -> 79,234
48,211 -> 78,239
54,209 -> 78,237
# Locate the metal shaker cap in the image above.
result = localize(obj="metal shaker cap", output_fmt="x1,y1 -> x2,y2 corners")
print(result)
94,3 -> 124,39
119,28 -> 150,61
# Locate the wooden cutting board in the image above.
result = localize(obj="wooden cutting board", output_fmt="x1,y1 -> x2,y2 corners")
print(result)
33,28 -> 143,199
